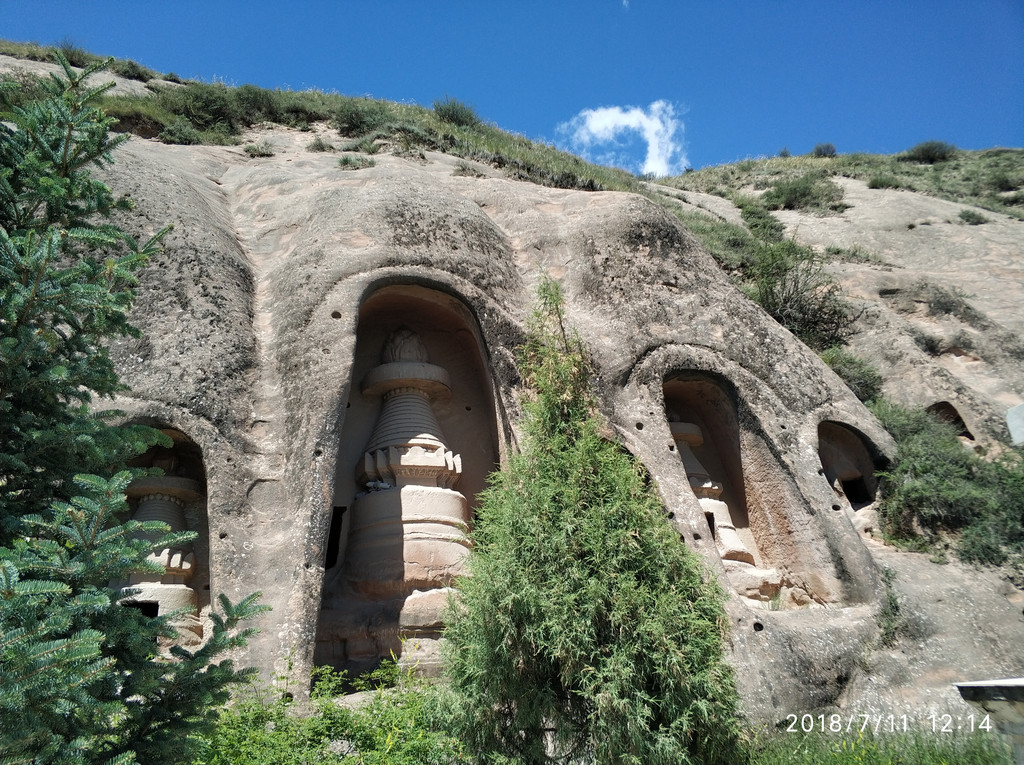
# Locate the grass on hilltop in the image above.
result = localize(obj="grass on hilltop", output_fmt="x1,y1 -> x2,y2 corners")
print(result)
0,40 -> 640,194
660,146 -> 1024,220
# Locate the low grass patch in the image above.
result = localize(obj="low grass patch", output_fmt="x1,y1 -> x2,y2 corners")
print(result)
306,135 -> 336,152
243,139 -> 275,158
735,195 -> 785,241
761,169 -> 848,213
433,96 -> 480,127
662,206 -> 761,273
338,154 -> 375,170
959,208 -> 988,225
665,148 -> 1024,220
820,347 -> 883,402
824,243 -> 884,264
867,174 -> 904,189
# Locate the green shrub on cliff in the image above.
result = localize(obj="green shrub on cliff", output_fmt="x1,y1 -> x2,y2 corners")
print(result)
869,401 -> 1024,569
441,281 -> 743,765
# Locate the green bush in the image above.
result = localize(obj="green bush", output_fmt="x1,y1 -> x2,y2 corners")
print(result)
761,170 -> 846,212
331,97 -> 391,135
155,80 -> 239,133
988,169 -> 1022,193
812,142 -> 837,158
820,347 -> 883,402
867,174 -> 902,189
745,240 -> 854,350
306,135 -> 335,152
159,115 -> 201,144
869,401 -> 1024,566
901,140 -> 957,164
340,134 -> 381,154
243,139 -> 275,157
959,208 -> 988,225
433,96 -> 480,127
195,664 -> 466,765
109,58 -> 156,82
442,281 -> 743,765
234,83 -> 281,125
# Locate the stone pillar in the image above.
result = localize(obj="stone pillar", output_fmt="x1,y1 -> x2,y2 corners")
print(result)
343,327 -> 470,670
670,421 -> 755,565
120,476 -> 204,645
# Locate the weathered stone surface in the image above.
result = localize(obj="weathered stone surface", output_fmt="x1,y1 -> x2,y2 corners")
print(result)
67,123 -> 1022,722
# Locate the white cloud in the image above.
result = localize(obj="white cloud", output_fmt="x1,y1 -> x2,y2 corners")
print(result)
558,100 -> 687,177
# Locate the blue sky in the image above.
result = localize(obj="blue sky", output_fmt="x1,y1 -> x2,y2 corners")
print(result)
3,1 -> 1022,174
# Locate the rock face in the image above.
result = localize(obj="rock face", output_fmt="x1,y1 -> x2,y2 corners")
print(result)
88,125 -> 1023,724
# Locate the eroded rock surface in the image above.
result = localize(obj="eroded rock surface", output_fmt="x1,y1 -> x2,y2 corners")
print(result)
78,124 -> 1024,723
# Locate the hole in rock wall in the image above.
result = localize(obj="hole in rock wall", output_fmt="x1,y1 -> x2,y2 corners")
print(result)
817,422 -> 878,511
663,375 -> 791,607
315,285 -> 500,676
926,401 -> 975,441
121,429 -> 209,647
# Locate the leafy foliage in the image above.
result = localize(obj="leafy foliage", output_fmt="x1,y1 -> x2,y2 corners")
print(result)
869,401 -> 1024,568
0,54 -> 263,765
958,208 -> 988,225
744,241 -> 854,351
811,143 -> 837,158
867,174 -> 903,189
820,347 -> 882,403
194,663 -> 465,765
735,196 -> 784,242
900,140 -> 957,164
433,96 -> 480,127
442,281 -> 743,765
0,54 -> 167,538
760,170 -> 847,213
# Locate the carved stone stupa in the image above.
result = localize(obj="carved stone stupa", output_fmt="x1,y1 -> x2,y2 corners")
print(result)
342,327 -> 471,668
120,458 -> 204,645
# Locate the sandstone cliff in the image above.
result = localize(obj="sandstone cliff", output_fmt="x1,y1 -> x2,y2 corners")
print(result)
4,48 -> 1020,724
81,121 -> 1022,724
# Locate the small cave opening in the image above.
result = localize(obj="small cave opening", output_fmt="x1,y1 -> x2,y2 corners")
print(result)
926,401 -> 975,440
818,422 -> 879,510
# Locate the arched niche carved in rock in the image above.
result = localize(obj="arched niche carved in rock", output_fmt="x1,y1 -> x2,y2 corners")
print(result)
663,375 -> 785,606
316,285 -> 500,675
926,401 -> 975,441
817,422 -> 878,510
121,428 -> 210,646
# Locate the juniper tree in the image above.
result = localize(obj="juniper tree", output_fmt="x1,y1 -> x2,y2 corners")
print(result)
442,281 -> 743,765
1,55 -> 264,765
